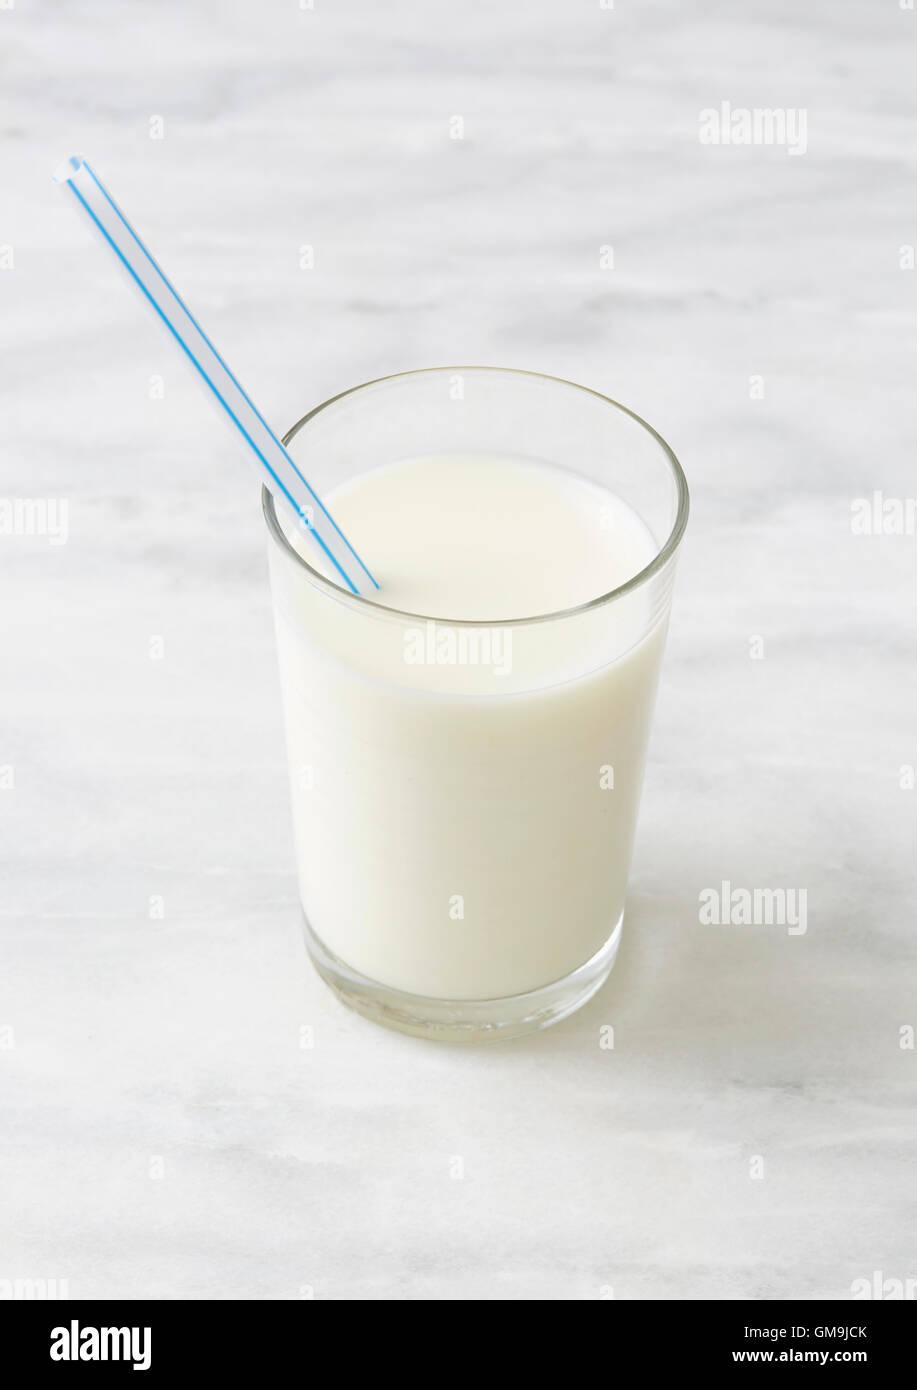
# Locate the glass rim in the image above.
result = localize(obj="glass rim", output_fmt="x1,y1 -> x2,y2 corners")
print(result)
262,365 -> 690,628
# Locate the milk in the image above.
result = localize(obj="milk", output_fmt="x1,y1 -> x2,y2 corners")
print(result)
268,452 -> 670,1001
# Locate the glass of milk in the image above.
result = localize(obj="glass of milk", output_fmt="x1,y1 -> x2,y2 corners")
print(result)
264,368 -> 688,1040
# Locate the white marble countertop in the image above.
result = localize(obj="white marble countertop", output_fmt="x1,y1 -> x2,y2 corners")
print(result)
2,0 -> 915,1300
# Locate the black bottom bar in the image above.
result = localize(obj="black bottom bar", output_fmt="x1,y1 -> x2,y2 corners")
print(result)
0,1298 -> 910,1375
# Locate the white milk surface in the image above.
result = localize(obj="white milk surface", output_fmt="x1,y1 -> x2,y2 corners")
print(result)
323,453 -> 655,619
270,453 -> 668,1000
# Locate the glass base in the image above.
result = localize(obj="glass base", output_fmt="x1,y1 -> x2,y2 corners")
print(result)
302,913 -> 623,1042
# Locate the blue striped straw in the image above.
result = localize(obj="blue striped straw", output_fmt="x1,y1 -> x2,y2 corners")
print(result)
54,156 -> 377,596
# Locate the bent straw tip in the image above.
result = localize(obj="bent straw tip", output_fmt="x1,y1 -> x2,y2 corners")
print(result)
53,155 -> 86,185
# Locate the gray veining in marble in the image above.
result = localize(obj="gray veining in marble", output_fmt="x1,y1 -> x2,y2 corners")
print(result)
1,0 -> 915,1300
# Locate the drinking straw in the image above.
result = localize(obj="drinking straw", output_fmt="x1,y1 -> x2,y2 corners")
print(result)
53,156 -> 377,596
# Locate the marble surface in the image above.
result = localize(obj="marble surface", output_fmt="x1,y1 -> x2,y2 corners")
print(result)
2,0 -> 915,1300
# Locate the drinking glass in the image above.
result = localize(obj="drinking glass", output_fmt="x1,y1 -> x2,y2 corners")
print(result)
264,367 -> 688,1040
